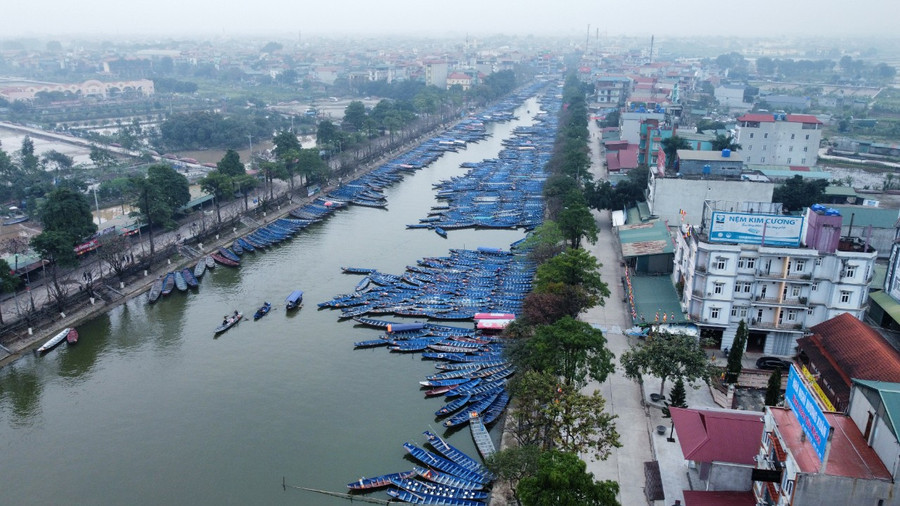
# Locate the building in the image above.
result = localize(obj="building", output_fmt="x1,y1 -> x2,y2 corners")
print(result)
446,72 -> 472,90
675,149 -> 745,178
0,78 -> 154,102
646,173 -> 775,228
672,201 -> 877,353
424,60 -> 448,88
621,111 -> 665,145
796,313 -> 900,411
670,407 -> 764,494
595,75 -> 631,106
756,405 -> 894,505
848,379 -> 900,480
714,84 -> 748,109
735,113 -> 823,167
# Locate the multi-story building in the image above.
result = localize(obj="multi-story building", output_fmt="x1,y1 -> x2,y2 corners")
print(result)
735,113 -> 822,167
673,202 -> 877,354
595,75 -> 631,107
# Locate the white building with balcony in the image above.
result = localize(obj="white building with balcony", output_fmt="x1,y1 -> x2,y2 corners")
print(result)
673,202 -> 876,355
735,113 -> 822,167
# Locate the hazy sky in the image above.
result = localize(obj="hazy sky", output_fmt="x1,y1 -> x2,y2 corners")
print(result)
2,0 -> 896,39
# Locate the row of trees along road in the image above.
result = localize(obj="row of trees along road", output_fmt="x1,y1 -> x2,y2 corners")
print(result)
485,74 -> 620,506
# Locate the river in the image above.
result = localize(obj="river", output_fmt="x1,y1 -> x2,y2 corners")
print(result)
0,97 -> 541,505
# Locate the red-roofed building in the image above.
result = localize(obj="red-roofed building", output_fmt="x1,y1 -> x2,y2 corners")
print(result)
446,72 -> 472,90
797,312 -> 900,411
735,113 -> 823,167
604,142 -> 639,173
756,407 -> 895,505
670,407 -> 764,492
683,490 -> 757,506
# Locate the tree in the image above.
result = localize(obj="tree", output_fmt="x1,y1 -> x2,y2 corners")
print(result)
316,119 -> 339,147
0,258 -> 20,323
216,149 -> 245,177
517,450 -> 620,506
511,316 -> 615,387
343,101 -> 368,132
273,130 -> 302,160
620,331 -> 715,396
521,221 -> 566,264
199,171 -> 233,224
130,176 -> 169,255
147,164 -> 190,217
662,377 -> 688,417
765,368 -> 783,407
41,150 -> 74,183
710,134 -> 742,152
233,174 -> 258,211
661,135 -> 691,170
485,445 -> 541,506
18,136 -> 39,173
38,187 -> 97,241
30,230 -> 79,311
773,175 -> 828,212
557,191 -> 598,249
725,320 -> 748,383
534,248 -> 609,316
89,145 -> 116,169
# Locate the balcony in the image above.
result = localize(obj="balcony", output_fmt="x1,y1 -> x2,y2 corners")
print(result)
748,319 -> 805,332
751,297 -> 808,309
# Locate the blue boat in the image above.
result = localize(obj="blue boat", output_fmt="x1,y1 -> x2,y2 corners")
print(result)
253,302 -> 272,321
386,487 -> 485,506
423,431 -> 491,476
444,390 -> 502,428
389,477 -> 489,501
401,443 -> 489,485
481,390 -> 510,425
236,237 -> 255,253
346,470 -> 415,491
231,240 -> 244,255
148,278 -> 163,303
193,260 -> 206,279
436,394 -> 472,417
181,268 -> 199,288
285,290 -> 304,310
434,226 -> 447,238
173,270 -> 188,292
160,273 -> 176,296
218,248 -> 240,262
413,466 -> 484,491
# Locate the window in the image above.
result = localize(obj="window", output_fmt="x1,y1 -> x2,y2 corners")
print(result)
761,157 -> 765,163
789,146 -> 794,152
710,307 -> 720,319
845,265 -> 857,278
748,145 -> 752,150
786,309 -> 797,321
806,134 -> 810,140
791,133 -> 795,140
807,308 -> 814,315
815,257 -> 823,266
714,282 -> 724,294
804,146 -> 808,152
716,258 -> 727,270
840,291 -> 851,304
791,286 -> 801,297
764,133 -> 769,138
801,158 -> 806,165
787,158 -> 792,164
746,258 -> 756,269
763,145 -> 767,150
740,307 -> 748,318
794,259 -> 806,272
750,133 -> 754,138
731,307 -> 739,317
812,282 -> 819,291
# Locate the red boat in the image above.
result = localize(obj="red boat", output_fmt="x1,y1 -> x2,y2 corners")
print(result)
66,328 -> 79,344
210,253 -> 239,267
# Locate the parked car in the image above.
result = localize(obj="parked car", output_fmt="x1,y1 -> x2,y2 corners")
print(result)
756,356 -> 793,371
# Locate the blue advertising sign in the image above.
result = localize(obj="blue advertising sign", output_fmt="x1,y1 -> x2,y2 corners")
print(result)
785,365 -> 831,462
708,212 -> 804,247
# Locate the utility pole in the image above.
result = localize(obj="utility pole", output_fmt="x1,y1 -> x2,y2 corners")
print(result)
247,134 -> 253,171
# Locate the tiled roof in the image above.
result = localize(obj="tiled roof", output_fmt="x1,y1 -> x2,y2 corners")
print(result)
807,313 -> 900,385
670,407 -> 764,465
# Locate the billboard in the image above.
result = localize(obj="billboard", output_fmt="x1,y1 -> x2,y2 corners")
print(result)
708,212 -> 803,247
786,365 -> 831,462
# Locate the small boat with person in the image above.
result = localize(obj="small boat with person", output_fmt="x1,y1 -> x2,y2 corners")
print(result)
214,311 -> 243,335
253,302 -> 272,321
38,328 -> 71,353
346,470 -> 416,491
285,290 -> 304,310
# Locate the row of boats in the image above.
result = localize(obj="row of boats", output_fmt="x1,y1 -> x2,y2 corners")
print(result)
340,84 -> 563,504
212,290 -> 304,335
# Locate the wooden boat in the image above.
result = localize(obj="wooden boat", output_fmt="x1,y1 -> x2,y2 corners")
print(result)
386,487 -> 485,506
181,268 -> 199,288
38,328 -> 71,353
174,270 -> 188,292
3,215 -> 28,225
435,394 -> 472,417
413,467 -> 484,491
469,413 -> 496,459
231,240 -> 244,255
285,290 -> 304,310
214,312 -> 243,335
253,302 -> 272,321
160,272 -> 176,296
66,328 -> 79,345
346,470 -> 416,491
481,390 -> 510,425
401,443 -> 488,484
444,390 -> 502,428
420,378 -> 470,388
148,277 -> 163,303
210,253 -> 239,267
423,431 -> 489,475
205,256 -> 216,269
435,227 -> 447,238
236,237 -> 255,253
389,477 -> 489,501
218,248 -> 240,262
194,260 -> 207,279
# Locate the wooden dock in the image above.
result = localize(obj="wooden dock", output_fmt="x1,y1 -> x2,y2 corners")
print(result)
469,413 -> 495,459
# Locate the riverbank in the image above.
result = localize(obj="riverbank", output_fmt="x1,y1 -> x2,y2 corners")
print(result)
0,121 -> 461,368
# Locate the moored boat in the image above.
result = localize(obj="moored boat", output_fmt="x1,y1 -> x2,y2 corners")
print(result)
205,255 -> 215,269
38,327 -> 70,353
160,272 -> 176,296
386,487 -> 485,506
285,290 -> 304,310
148,277 -> 163,303
218,248 -> 240,262
346,470 -> 416,491
210,253 -> 239,267
194,260 -> 207,278
413,466 -> 484,491
174,270 -> 188,292
66,328 -> 79,344
389,476 -> 489,501
181,268 -> 199,288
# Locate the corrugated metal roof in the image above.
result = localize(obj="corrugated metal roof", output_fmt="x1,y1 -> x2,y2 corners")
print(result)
619,220 -> 674,256
852,379 -> 900,442
671,407 -> 764,466
831,204 -> 900,229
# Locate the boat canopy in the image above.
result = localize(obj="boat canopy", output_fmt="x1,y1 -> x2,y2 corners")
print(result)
285,290 -> 304,304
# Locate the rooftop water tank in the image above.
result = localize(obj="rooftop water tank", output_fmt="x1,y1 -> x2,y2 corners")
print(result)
825,208 -> 841,216
810,203 -> 826,214
722,149 -> 731,158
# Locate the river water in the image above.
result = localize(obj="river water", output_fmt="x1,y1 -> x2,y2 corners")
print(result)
0,97 -> 540,505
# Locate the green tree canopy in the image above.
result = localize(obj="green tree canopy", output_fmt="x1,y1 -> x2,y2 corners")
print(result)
557,191 -> 598,249
273,130 -> 302,160
517,450 -> 620,506
662,377 -> 688,417
725,319 -> 748,383
661,135 -> 691,170
773,175 -> 828,212
511,316 -> 615,386
199,171 -> 234,224
216,149 -> 245,177
765,368 -> 783,406
343,101 -> 368,132
521,221 -> 566,264
621,331 -> 714,396
711,134 -> 742,151
147,164 -> 190,215
534,248 -> 609,316
38,187 -> 97,241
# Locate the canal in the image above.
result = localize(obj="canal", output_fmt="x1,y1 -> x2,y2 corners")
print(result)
0,97 -> 541,505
